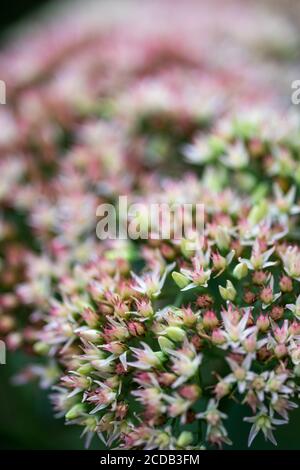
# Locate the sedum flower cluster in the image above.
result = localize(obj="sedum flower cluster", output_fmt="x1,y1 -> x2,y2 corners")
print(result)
1,0 -> 300,450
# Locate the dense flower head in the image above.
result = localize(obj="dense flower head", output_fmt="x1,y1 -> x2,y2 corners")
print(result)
1,0 -> 300,450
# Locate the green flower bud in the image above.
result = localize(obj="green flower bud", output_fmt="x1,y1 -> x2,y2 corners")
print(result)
176,431 -> 193,448
219,280 -> 237,301
158,336 -> 175,352
233,262 -> 248,280
172,271 -> 190,288
77,364 -> 93,375
248,199 -> 268,225
163,326 -> 186,342
65,403 -> 86,420
33,341 -> 50,355
294,364 -> 300,377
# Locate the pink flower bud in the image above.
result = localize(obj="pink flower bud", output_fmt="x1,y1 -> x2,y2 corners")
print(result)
0,293 -> 17,309
102,342 -> 126,355
256,314 -> 270,332
158,372 -> 176,387
211,328 -> 226,345
179,384 -> 202,401
6,332 -> 22,350
279,276 -> 293,293
227,307 -> 240,325
196,294 -> 213,308
128,321 -> 145,337
243,334 -> 257,353
274,343 -> 287,358
115,363 -> 127,375
0,315 -> 15,333
136,299 -> 153,318
161,243 -> 176,260
270,306 -> 283,321
103,323 -> 129,341
260,287 -> 273,305
252,271 -> 267,285
203,310 -> 219,329
82,307 -> 99,328
289,321 -> 300,336
244,290 -> 256,304
273,320 -> 289,344
212,252 -> 226,271
114,300 -> 129,318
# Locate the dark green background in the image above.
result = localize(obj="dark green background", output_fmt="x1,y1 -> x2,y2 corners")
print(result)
2,350 -> 300,449
0,0 -> 51,38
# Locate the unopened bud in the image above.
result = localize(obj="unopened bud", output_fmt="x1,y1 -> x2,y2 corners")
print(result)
203,310 -> 219,329
270,306 -> 284,321
215,226 -> 230,251
128,321 -> 145,336
252,271 -> 267,285
256,314 -> 270,332
219,280 -> 236,301
33,341 -> 50,355
177,431 -> 193,448
248,199 -> 268,225
243,335 -> 256,353
233,262 -> 248,280
158,336 -> 175,352
136,300 -> 153,318
65,403 -> 86,420
77,364 -> 93,375
163,326 -> 186,342
211,328 -> 226,345
179,384 -> 202,401
279,276 -> 293,293
172,271 -> 190,289
260,287 -> 273,305
212,252 -> 226,271
274,344 -> 287,359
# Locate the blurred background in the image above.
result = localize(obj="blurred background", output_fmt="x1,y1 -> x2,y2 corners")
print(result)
0,1 -> 49,39
0,0 -> 103,450
1,0 -> 300,450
